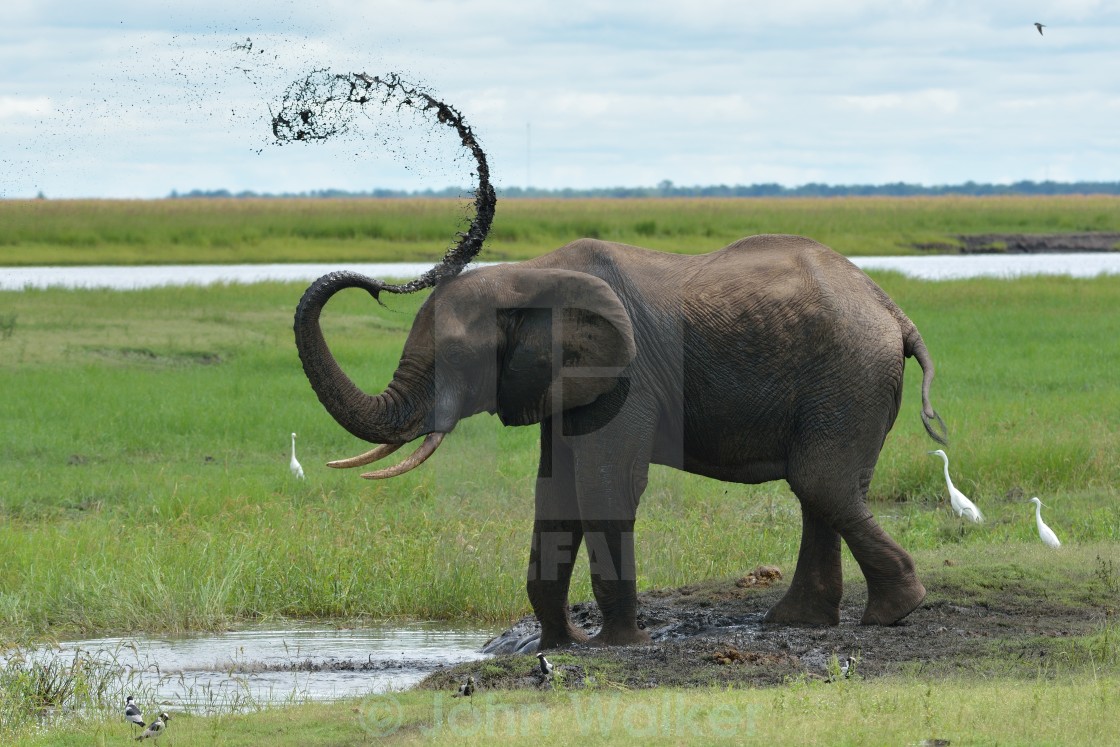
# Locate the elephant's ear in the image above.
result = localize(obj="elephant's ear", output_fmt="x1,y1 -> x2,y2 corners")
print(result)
493,268 -> 636,426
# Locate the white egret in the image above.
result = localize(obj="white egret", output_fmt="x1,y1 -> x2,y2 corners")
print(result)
124,695 -> 145,734
137,712 -> 170,741
290,432 -> 304,479
927,449 -> 983,523
1029,497 -> 1061,548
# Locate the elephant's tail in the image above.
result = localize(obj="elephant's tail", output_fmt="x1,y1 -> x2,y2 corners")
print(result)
904,329 -> 949,445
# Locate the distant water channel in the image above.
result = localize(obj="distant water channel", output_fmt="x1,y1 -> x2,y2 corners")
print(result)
2,253 -> 1120,291
17,624 -> 494,712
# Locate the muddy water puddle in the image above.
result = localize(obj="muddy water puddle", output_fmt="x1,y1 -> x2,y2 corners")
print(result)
21,623 -> 495,711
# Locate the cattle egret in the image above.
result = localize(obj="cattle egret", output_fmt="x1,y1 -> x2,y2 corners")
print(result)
124,696 -> 145,733
136,712 -> 170,741
1029,497 -> 1061,548
1034,22 -> 1046,35
290,432 -> 304,479
928,449 -> 983,523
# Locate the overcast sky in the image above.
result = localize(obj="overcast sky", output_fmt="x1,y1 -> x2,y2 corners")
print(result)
2,1 -> 1118,198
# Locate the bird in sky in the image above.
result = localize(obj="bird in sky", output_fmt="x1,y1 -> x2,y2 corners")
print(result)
1035,22 -> 1046,35
290,432 -> 304,479
536,652 -> 554,677
136,712 -> 170,741
1029,497 -> 1062,548
928,450 -> 984,523
124,696 -> 145,733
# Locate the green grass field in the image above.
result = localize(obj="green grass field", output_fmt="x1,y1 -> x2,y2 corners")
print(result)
2,194 -> 1120,265
2,197 -> 1119,743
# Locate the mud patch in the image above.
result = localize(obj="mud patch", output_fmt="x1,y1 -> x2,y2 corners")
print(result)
84,347 -> 223,366
912,232 -> 1120,254
425,570 -> 1112,692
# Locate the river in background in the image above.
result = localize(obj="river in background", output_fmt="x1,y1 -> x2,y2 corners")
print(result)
2,253 -> 1120,290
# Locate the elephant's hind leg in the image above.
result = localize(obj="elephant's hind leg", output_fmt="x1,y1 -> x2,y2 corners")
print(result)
839,467 -> 926,625
842,516 -> 926,625
763,509 -> 843,626
787,464 -> 925,626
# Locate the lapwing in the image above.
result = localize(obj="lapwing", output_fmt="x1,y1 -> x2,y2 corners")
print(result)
124,695 -> 145,733
136,711 -> 170,741
536,652 -> 554,677
456,675 -> 475,698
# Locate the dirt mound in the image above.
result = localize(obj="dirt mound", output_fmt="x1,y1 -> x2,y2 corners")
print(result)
912,232 -> 1120,254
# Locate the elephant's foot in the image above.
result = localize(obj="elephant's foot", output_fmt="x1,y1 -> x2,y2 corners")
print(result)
586,625 -> 651,647
763,591 -> 841,627
861,577 -> 926,626
537,623 -> 590,651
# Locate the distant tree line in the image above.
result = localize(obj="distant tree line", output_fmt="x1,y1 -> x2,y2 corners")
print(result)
168,179 -> 1120,200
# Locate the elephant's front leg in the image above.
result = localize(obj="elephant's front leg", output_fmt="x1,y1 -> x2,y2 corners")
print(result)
527,422 -> 589,650
574,449 -> 652,647
580,517 -> 650,646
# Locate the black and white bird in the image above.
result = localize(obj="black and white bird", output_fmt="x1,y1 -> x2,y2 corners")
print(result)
536,652 -> 554,677
136,712 -> 170,741
290,432 -> 304,479
456,675 -> 475,698
1034,22 -> 1046,35
124,695 -> 145,733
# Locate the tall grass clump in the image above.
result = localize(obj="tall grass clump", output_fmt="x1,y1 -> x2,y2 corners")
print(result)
0,644 -> 152,742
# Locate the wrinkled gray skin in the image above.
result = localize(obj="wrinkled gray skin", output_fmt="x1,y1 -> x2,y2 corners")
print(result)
294,235 -> 947,651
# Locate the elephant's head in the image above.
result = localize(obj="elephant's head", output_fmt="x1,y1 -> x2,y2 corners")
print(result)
293,265 -> 637,478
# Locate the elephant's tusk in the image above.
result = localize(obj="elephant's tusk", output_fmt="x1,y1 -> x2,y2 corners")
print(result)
327,442 -> 404,469
360,432 -> 446,480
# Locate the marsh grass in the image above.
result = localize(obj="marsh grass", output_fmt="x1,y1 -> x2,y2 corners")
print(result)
3,195 -> 1120,265
1,273 -> 1118,646
0,642 -> 158,740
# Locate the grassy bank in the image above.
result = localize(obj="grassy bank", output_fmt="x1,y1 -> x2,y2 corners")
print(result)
3,194 -> 1120,265
1,274 -> 1117,644
18,673 -> 1120,745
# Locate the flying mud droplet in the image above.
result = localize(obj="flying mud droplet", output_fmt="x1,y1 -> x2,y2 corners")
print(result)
270,70 -> 496,295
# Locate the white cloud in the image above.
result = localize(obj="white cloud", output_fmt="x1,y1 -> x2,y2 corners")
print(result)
837,89 -> 961,114
0,96 -> 51,119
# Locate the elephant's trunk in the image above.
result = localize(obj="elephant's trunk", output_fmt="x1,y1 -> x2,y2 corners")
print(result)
294,271 -> 429,448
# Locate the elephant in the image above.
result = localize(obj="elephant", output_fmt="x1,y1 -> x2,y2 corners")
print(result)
294,234 -> 948,650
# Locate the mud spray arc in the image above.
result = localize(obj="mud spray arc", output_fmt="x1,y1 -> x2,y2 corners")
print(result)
270,70 -> 496,293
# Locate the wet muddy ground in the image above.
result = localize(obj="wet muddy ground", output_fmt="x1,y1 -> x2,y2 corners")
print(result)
422,565 -> 1113,693
911,232 -> 1120,254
